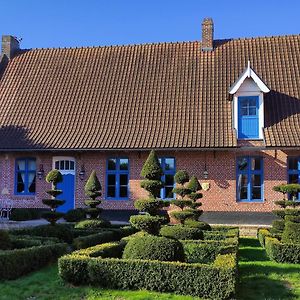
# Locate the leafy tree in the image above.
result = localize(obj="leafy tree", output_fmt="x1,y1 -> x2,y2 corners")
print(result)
42,169 -> 65,225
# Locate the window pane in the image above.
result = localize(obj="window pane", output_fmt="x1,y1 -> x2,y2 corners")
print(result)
252,174 -> 261,187
17,173 -> 25,193
107,186 -> 115,198
120,186 -> 128,198
251,158 -> 261,171
28,173 -> 36,193
17,160 -> 26,171
165,158 -> 175,171
119,159 -> 129,170
238,174 -> 248,199
289,174 -> 299,184
65,160 -> 70,170
165,187 -> 174,199
252,187 -> 261,200
108,158 -> 116,170
165,174 -> 174,186
60,160 -> 64,170
55,161 -> 59,169
28,160 -> 36,171
70,161 -> 75,170
120,174 -> 128,186
241,107 -> 248,116
237,157 -> 248,171
108,174 -> 116,186
288,158 -> 298,171
249,107 -> 256,115
249,98 -> 256,107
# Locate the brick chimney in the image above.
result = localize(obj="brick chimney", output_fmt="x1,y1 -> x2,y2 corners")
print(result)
202,18 -> 214,51
1,35 -> 20,59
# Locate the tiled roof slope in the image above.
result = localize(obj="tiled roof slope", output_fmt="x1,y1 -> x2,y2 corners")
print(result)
0,35 -> 299,150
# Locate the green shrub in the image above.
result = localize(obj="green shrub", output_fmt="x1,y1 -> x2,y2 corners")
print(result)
134,199 -> 165,215
59,253 -> 237,299
130,215 -> 167,235
270,219 -> 285,235
122,234 -> 185,262
73,242 -> 124,258
0,230 -> 11,250
182,240 -> 236,264
170,210 -> 197,224
174,170 -> 189,185
265,236 -> 300,263
257,228 -> 272,247
273,209 -> 286,219
159,225 -> 203,240
282,221 -> 300,244
0,243 -> 68,280
120,231 -> 148,243
203,228 -> 239,241
17,224 -> 73,243
141,150 -> 163,181
75,219 -> 110,229
10,209 -> 31,221
64,208 -> 86,222
184,219 -> 211,230
72,231 -> 117,249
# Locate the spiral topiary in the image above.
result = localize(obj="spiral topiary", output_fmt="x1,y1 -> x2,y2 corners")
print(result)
42,169 -> 65,225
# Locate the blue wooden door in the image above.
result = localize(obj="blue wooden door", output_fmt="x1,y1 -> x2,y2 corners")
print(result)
238,96 -> 259,139
53,158 -> 75,213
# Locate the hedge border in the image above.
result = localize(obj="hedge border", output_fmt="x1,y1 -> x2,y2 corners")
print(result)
0,243 -> 68,280
59,252 -> 237,299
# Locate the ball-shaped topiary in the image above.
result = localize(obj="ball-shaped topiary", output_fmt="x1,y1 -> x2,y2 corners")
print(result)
134,198 -> 165,215
122,234 -> 185,262
282,221 -> 300,244
159,224 -> 204,240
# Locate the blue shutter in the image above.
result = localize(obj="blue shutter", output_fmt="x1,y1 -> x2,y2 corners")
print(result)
238,96 -> 259,139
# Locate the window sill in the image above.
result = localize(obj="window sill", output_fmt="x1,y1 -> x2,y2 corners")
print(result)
104,198 -> 129,201
237,199 -> 264,203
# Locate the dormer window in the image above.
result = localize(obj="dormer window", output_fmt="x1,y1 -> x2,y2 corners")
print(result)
229,61 -> 270,140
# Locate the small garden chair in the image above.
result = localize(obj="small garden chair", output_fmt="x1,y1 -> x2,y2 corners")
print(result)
0,199 -> 13,220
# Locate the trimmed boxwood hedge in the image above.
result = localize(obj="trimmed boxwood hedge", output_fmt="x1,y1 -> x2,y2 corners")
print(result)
159,225 -> 203,240
59,253 -> 237,299
265,236 -> 300,264
0,243 -> 68,280
72,231 -> 117,249
203,228 -> 239,241
182,239 -> 237,264
257,228 -> 272,247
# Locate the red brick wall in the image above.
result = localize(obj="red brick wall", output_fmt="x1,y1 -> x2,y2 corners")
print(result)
0,149 -> 298,212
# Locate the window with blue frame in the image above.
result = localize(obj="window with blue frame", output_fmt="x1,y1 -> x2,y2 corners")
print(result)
15,158 -> 36,195
106,158 -> 129,200
159,157 -> 176,199
238,96 -> 259,139
287,157 -> 300,200
237,156 -> 263,202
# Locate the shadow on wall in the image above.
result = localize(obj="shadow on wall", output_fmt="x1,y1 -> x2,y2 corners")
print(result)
0,125 -> 46,150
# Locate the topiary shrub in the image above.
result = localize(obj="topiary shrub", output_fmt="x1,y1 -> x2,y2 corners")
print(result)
0,230 -> 12,250
270,219 -> 285,235
184,219 -> 211,231
159,224 -> 203,240
75,219 -> 110,229
84,171 -> 102,219
282,221 -> 300,244
42,169 -> 65,225
130,215 -> 167,235
122,234 -> 185,262
10,208 -> 32,221
28,224 -> 73,243
130,150 -> 168,235
64,208 -> 86,222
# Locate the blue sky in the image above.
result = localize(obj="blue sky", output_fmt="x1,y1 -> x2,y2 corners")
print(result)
0,0 -> 299,49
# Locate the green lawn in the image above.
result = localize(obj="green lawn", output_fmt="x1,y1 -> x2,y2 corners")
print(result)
237,237 -> 300,300
0,237 -> 300,300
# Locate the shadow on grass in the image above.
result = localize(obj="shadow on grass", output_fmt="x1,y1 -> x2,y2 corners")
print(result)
237,238 -> 299,300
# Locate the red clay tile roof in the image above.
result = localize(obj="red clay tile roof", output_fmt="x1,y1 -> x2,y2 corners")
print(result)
0,35 -> 299,150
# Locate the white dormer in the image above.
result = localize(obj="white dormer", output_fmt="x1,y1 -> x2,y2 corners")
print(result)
229,61 -> 270,140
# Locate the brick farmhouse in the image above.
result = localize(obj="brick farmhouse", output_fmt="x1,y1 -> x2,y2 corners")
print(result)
0,18 -> 299,216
